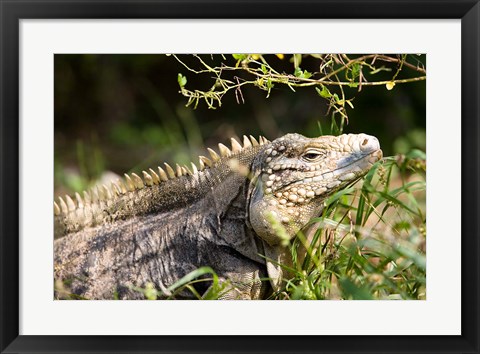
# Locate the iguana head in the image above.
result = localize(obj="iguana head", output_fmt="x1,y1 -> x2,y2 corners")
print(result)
248,133 -> 382,246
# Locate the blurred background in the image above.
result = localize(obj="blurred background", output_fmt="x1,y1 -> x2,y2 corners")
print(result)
54,54 -> 426,195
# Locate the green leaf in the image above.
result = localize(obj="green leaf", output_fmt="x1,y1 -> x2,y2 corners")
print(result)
324,187 -> 355,208
266,78 -> 274,89
339,278 -> 373,300
265,78 -> 274,98
350,63 -> 361,80
315,85 -> 332,98
232,54 -> 247,61
406,149 -> 426,160
294,67 -> 312,79
303,70 -> 312,79
177,73 -> 187,88
167,266 -> 216,292
261,64 -> 268,74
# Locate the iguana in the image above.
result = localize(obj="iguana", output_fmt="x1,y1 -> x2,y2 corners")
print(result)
54,133 -> 382,300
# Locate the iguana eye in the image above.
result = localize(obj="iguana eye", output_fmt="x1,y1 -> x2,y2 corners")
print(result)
303,150 -> 324,161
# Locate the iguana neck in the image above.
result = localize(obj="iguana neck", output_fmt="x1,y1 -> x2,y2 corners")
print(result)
54,139 -> 265,239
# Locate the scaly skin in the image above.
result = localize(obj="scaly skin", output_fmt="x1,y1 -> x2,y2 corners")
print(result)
54,133 -> 382,299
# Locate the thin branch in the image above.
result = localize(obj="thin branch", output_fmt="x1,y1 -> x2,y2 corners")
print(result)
321,76 -> 426,86
173,54 -> 426,113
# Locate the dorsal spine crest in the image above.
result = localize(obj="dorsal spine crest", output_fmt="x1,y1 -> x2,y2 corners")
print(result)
54,135 -> 269,220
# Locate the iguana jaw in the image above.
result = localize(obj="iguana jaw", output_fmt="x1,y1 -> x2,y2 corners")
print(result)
248,133 -> 382,246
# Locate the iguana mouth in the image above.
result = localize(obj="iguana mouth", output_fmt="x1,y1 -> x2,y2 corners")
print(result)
333,148 -> 383,176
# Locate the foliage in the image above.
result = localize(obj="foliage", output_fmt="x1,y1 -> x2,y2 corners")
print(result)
174,54 -> 426,135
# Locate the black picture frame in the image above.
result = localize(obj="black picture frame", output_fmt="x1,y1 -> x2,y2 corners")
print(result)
1,1 -> 478,353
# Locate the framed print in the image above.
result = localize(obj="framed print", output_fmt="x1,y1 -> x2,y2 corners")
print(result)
1,1 -> 479,353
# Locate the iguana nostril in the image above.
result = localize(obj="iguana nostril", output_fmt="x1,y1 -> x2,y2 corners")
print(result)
359,135 -> 380,152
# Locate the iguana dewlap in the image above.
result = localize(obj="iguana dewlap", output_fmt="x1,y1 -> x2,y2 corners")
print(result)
54,133 -> 382,299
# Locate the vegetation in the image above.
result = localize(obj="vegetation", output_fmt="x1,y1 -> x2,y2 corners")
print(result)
54,54 -> 426,300
175,54 -> 426,135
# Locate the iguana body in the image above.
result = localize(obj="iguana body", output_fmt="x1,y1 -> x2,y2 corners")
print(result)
54,133 -> 382,299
